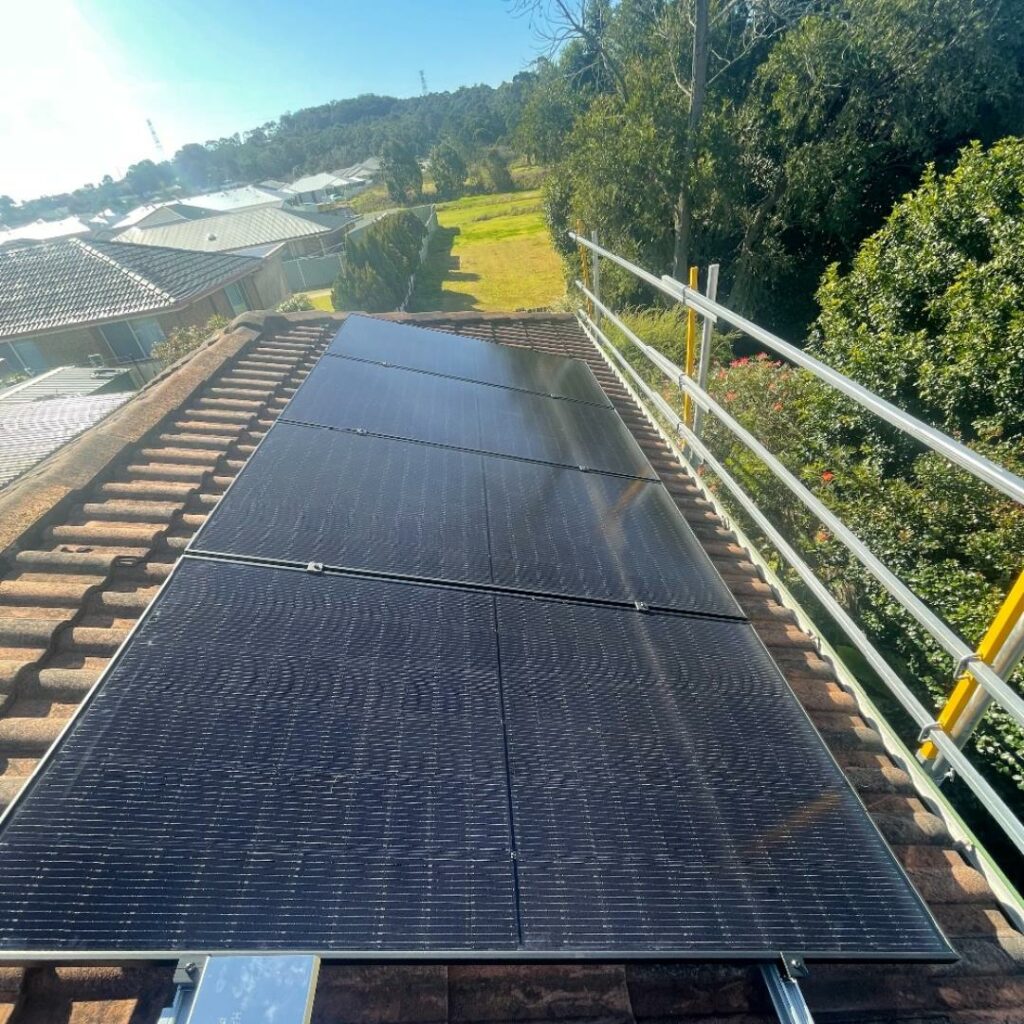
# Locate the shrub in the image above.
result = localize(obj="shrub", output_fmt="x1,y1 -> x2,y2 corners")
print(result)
276,293 -> 315,312
151,315 -> 229,367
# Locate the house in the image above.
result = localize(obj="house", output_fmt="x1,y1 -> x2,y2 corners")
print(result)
0,237 -> 287,373
110,185 -> 286,232
0,309 -> 1018,1022
113,204 -> 354,258
280,171 -> 352,205
0,215 -> 93,248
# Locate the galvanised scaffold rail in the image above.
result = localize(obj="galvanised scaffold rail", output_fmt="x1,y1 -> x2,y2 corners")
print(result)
567,231 -> 1024,860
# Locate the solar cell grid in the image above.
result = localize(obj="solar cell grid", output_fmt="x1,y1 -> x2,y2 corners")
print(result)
0,559 -> 952,960
326,314 -> 610,406
189,423 -> 742,617
284,356 -> 656,480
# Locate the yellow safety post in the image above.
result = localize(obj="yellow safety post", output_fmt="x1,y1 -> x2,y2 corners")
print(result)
683,265 -> 698,425
576,224 -> 592,317
919,567 -> 1024,762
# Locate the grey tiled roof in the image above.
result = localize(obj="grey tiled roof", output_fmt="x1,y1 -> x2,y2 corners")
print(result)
0,238 -> 260,339
113,206 -> 353,253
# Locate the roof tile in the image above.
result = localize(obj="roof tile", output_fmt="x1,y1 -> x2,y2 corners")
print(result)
0,238 -> 259,338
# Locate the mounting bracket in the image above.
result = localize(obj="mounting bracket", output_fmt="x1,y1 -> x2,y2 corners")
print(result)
760,957 -> 815,1024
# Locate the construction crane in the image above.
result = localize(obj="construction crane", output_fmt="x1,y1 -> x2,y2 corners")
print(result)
146,118 -> 165,159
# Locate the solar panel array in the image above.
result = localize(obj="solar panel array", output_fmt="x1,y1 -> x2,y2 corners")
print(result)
0,315 -> 953,961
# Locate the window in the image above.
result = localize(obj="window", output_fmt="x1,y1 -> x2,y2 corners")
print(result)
100,322 -> 145,361
99,318 -> 165,360
0,339 -> 47,375
224,281 -> 249,315
131,318 -> 165,354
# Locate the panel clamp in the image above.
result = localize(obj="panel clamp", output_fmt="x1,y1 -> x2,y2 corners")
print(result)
777,953 -> 808,982
306,562 -> 324,574
634,600 -> 649,612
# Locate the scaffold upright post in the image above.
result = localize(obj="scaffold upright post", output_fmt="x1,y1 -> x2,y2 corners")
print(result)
683,265 -> 699,425
590,230 -> 602,328
693,263 -> 719,441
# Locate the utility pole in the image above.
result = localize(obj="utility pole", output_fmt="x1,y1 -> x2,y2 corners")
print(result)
419,70 -> 428,95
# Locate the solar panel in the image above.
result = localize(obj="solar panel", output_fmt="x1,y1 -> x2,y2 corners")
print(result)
284,356 -> 656,480
496,595 -> 953,959
191,423 -> 741,617
0,559 -> 952,959
0,559 -> 517,953
326,315 -> 611,406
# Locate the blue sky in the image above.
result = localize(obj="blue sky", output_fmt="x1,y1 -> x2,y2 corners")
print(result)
1,0 -> 543,201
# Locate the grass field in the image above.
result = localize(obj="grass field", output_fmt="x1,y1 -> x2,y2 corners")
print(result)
408,189 -> 564,313
297,288 -> 334,311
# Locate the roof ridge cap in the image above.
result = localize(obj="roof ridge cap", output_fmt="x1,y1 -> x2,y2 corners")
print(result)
71,238 -> 176,305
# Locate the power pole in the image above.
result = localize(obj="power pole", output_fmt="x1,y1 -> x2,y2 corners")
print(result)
419,70 -> 428,95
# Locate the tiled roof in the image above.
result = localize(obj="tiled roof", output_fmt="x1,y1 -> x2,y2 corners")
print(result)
113,206 -> 352,252
0,238 -> 260,339
0,311 -> 1020,1022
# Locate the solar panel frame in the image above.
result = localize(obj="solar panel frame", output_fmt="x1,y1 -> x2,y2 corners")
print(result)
188,422 -> 743,618
282,356 -> 658,481
326,315 -> 611,407
0,557 -> 520,957
0,555 -> 954,963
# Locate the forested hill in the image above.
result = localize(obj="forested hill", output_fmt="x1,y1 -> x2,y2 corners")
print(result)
174,80 -> 533,190
1,78 -> 534,227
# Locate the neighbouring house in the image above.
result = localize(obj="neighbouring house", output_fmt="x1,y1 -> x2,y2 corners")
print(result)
113,205 -> 353,258
109,185 -> 287,232
0,237 -> 287,373
0,216 -> 93,248
281,171 -> 352,205
0,365 -> 135,488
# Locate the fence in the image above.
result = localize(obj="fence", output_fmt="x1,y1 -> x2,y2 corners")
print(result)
284,252 -> 344,292
569,230 -> 1024,874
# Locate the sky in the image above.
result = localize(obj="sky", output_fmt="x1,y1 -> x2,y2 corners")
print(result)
0,0 -> 544,202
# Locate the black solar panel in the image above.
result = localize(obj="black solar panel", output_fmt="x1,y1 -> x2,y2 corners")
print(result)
0,559 -> 517,953
191,423 -> 741,617
326,315 -> 610,406
0,559 -> 951,959
284,356 -> 656,479
496,595 -> 952,959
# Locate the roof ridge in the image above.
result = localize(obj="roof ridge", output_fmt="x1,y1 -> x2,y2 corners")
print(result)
71,237 -> 175,305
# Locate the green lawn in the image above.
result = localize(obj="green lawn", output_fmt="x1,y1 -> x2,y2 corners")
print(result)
297,288 -> 334,311
408,189 -> 564,313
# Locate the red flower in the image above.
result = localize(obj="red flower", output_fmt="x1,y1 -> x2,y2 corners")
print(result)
772,402 -> 783,412
730,356 -> 750,367
724,390 -> 737,402
821,471 -> 835,483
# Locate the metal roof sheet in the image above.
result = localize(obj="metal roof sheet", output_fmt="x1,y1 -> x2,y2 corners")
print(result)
0,391 -> 132,488
0,238 -> 261,339
0,365 -> 132,403
113,206 -> 352,253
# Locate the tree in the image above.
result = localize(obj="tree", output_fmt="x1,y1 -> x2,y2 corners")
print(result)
124,159 -> 173,198
429,141 -> 468,198
478,149 -> 515,194
332,211 -> 427,311
0,196 -> 15,227
380,139 -> 422,203
813,137 -> 1024,455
